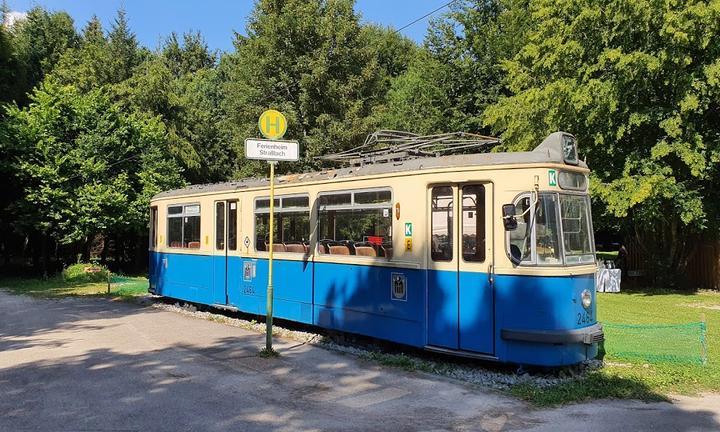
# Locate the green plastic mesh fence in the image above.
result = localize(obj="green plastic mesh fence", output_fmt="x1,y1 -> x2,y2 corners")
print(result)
109,276 -> 149,296
602,322 -> 707,365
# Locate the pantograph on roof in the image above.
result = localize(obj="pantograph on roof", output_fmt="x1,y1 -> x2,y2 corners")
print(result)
317,130 -> 501,166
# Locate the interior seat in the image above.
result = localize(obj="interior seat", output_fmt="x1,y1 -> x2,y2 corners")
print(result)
284,243 -> 305,253
329,245 -> 350,255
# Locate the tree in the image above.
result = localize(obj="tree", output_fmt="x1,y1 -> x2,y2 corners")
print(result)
52,9 -> 145,92
9,6 -> 78,103
372,50 -> 451,134
117,32 -> 228,183
4,80 -> 185,272
0,5 -> 17,104
376,0 -> 530,134
107,8 -> 144,83
221,0 -> 398,177
163,31 -> 216,78
483,0 -> 720,284
52,16 -> 113,92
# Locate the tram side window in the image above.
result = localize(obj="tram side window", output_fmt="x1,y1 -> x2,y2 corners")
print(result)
431,186 -> 453,261
508,196 -> 531,262
255,195 -> 310,253
462,185 -> 485,262
215,202 -> 225,250
228,201 -> 238,251
318,189 -> 393,258
149,207 -> 158,249
167,204 -> 201,249
536,194 -> 562,264
560,195 -> 594,264
507,193 -> 562,264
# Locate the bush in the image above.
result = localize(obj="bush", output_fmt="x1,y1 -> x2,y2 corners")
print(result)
62,263 -> 109,284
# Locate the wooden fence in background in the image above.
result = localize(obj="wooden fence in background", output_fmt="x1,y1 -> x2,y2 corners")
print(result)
625,239 -> 720,290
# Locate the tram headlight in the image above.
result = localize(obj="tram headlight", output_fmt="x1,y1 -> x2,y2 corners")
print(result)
581,289 -> 592,309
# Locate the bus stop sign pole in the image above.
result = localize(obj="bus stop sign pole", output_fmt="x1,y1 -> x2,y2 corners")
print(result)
244,109 -> 298,353
266,160 -> 276,351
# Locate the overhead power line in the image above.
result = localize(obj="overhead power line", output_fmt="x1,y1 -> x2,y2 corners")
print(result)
394,0 -> 458,34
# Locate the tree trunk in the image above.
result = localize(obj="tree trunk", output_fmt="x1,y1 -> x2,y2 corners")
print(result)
100,234 -> 108,266
134,233 -> 146,274
31,233 -> 40,272
41,234 -> 49,278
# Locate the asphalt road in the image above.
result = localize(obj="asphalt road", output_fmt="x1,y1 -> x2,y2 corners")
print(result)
1,291 -> 718,432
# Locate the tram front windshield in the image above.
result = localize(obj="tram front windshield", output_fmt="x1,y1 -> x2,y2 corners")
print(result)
509,193 -> 594,265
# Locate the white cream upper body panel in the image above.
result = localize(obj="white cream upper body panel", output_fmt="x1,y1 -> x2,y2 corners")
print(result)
150,160 -> 594,277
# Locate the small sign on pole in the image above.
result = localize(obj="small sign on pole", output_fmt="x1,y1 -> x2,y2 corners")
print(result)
258,109 -> 288,140
245,110 -> 299,354
245,138 -> 299,162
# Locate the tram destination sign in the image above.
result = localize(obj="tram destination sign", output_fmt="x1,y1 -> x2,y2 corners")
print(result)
245,138 -> 299,162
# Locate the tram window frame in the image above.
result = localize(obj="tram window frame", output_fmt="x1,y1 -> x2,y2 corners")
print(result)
254,194 -> 310,253
431,186 -> 454,262
228,201 -> 238,251
317,187 -> 394,258
559,194 -> 595,264
215,202 -> 225,250
506,191 -> 595,266
462,184 -> 486,263
558,171 -> 587,191
149,206 -> 158,249
167,203 -> 201,249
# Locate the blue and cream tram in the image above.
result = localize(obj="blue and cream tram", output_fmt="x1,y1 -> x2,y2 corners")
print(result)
148,131 -> 603,366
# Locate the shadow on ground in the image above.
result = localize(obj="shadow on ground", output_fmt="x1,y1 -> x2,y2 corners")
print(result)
1,293 -> 719,432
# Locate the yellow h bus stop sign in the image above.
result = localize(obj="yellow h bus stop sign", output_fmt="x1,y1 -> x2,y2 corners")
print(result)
258,109 -> 287,140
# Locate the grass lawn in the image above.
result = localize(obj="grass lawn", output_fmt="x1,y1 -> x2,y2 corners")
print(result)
512,289 -> 720,406
0,275 -> 149,298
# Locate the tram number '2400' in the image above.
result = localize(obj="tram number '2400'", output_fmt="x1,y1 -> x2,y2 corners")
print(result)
577,311 -> 593,325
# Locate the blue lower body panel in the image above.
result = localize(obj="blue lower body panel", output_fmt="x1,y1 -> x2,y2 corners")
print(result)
494,273 -> 599,366
151,252 -> 214,304
313,262 -> 425,347
230,257 -> 313,324
149,251 -> 600,366
427,269 -> 458,349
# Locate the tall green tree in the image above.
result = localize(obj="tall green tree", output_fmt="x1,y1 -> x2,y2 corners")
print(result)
118,32 -> 228,183
163,31 -> 216,77
221,0 -> 399,176
377,0 -> 530,134
52,9 -> 145,91
9,6 -> 78,103
52,16 -> 113,92
4,80 -> 185,271
0,5 -> 17,104
107,9 -> 145,83
483,0 -> 720,283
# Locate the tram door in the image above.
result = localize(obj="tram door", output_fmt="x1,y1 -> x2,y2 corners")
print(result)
427,184 -> 494,354
213,200 -> 238,305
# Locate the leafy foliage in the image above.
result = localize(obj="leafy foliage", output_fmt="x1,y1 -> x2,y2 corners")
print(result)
221,0 -> 411,176
483,0 -> 720,282
62,263 -> 109,283
8,6 -> 79,102
4,80 -> 184,246
1,1 -> 719,284
375,0 -> 530,134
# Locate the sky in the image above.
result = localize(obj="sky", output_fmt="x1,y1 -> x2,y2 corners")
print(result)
6,0 -> 452,52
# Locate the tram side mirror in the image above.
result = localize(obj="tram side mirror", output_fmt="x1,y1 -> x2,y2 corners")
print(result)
502,204 -> 518,231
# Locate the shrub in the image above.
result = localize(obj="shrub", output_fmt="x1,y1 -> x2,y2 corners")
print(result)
62,263 -> 109,284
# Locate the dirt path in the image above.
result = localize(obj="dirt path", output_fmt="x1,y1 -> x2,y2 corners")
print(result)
1,291 -> 718,431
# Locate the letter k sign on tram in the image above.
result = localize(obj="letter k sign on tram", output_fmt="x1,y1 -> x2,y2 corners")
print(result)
405,222 -> 413,237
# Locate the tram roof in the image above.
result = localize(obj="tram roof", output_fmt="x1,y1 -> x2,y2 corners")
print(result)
153,132 -> 586,200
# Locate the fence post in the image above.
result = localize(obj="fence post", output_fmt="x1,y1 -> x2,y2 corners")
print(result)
700,313 -> 707,365
107,270 -> 111,294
